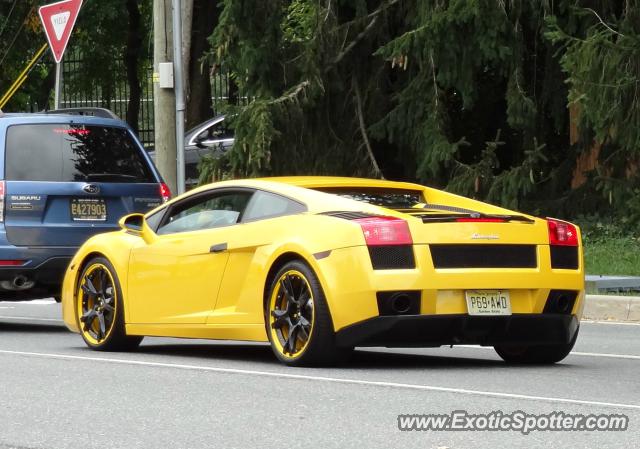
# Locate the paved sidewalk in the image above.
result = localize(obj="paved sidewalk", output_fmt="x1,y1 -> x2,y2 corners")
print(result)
583,294 -> 640,322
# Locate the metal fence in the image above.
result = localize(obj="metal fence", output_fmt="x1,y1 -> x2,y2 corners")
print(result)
58,54 -> 235,149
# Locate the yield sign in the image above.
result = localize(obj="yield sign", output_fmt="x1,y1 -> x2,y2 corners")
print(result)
38,0 -> 84,63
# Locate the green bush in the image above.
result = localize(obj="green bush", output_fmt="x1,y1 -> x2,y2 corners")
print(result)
575,215 -> 640,276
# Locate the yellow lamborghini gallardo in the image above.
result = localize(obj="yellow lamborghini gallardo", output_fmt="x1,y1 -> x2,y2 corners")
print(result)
61,177 -> 584,366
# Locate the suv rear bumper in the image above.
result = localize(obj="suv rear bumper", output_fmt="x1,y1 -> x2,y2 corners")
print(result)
0,245 -> 76,299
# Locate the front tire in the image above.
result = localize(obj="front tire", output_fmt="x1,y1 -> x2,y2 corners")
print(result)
494,327 -> 579,364
265,260 -> 350,366
76,257 -> 143,351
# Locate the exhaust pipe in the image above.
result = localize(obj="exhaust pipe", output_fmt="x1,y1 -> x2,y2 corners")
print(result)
0,275 -> 35,291
389,293 -> 412,314
13,275 -> 28,288
553,295 -> 571,314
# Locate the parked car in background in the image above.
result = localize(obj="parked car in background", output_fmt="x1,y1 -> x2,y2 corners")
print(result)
148,115 -> 234,187
0,108 -> 170,301
61,176 -> 584,366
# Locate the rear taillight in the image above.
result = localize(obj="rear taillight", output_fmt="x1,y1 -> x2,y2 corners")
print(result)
0,260 -> 26,266
354,216 -> 412,246
0,180 -> 4,222
547,218 -> 578,246
160,182 -> 171,203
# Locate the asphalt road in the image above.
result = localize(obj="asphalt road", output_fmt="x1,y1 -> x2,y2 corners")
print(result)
0,300 -> 638,449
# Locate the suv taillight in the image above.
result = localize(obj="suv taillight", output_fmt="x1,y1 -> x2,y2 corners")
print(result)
0,180 -> 4,222
547,218 -> 578,246
354,216 -> 412,246
160,182 -> 171,203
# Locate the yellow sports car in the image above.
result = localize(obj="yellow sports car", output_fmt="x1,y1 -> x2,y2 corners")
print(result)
61,177 -> 584,366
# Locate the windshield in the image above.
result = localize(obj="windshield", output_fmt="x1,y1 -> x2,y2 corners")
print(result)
313,187 -> 424,209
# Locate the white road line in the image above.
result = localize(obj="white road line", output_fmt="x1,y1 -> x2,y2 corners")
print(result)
581,320 -> 640,326
1,299 -> 56,305
0,349 -> 638,411
454,345 -> 640,360
571,351 -> 640,360
0,316 -> 63,323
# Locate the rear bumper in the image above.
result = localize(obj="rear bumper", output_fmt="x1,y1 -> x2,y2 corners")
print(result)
0,245 -> 76,299
335,313 -> 580,348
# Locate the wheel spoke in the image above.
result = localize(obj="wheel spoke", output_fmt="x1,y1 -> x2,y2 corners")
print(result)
103,303 -> 115,313
297,323 -> 309,342
280,277 -> 296,305
80,308 -> 97,325
98,269 -> 108,294
298,288 -> 311,307
284,324 -> 299,354
270,308 -> 289,329
97,312 -> 106,339
298,315 -> 310,327
82,277 -> 98,296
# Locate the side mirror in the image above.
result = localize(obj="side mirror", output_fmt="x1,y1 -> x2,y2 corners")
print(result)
119,213 -> 144,232
118,213 -> 156,244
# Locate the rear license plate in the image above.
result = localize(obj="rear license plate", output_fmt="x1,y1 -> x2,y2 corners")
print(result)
70,198 -> 107,221
465,290 -> 511,316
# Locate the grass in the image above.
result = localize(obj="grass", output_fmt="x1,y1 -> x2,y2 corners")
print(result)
583,236 -> 640,276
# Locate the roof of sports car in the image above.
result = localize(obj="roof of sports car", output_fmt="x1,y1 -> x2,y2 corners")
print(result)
263,176 -> 425,190
181,176 -> 427,214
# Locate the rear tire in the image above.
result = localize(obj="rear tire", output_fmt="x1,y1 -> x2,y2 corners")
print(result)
494,327 -> 579,364
76,257 -> 143,351
265,260 -> 351,366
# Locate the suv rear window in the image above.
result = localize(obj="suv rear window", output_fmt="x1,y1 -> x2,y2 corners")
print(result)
5,124 -> 156,183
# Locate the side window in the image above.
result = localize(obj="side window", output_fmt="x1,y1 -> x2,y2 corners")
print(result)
196,120 -> 232,143
157,190 -> 253,235
242,190 -> 306,222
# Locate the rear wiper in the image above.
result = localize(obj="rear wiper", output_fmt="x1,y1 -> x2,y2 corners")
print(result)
85,173 -> 138,182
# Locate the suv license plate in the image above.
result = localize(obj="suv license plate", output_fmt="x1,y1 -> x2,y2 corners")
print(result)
465,290 -> 511,316
70,198 -> 107,221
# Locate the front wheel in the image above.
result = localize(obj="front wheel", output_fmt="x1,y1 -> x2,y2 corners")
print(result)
494,327 -> 579,364
265,260 -> 351,366
76,257 -> 143,351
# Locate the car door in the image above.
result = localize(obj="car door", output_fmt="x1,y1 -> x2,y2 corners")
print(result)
127,188 -> 254,325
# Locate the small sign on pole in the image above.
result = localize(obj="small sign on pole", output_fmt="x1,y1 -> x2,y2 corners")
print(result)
38,0 -> 84,64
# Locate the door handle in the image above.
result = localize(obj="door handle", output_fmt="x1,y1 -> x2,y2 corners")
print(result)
210,243 -> 228,253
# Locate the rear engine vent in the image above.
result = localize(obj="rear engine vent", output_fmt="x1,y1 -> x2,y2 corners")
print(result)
377,291 -> 421,316
430,244 -> 537,269
369,245 -> 415,269
544,290 -> 578,314
321,211 -> 377,220
550,246 -> 579,270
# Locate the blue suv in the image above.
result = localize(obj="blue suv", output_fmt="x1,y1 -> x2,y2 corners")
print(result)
0,108 -> 170,301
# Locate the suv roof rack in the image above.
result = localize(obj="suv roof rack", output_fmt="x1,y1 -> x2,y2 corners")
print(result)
45,107 -> 120,120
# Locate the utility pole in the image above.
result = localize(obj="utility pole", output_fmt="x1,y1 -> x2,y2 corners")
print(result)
172,0 -> 186,195
153,0 -> 177,193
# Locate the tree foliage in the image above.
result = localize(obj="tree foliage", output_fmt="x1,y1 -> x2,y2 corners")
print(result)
206,0 -> 640,226
0,0 -> 52,110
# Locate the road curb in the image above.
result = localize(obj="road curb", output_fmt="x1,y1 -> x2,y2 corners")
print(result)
583,294 -> 640,322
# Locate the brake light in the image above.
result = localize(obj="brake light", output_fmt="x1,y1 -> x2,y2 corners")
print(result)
0,181 -> 4,222
0,260 -> 26,266
159,182 -> 171,203
547,218 -> 578,246
354,216 -> 412,246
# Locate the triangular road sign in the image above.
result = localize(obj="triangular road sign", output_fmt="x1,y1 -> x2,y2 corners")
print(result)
38,0 -> 84,63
